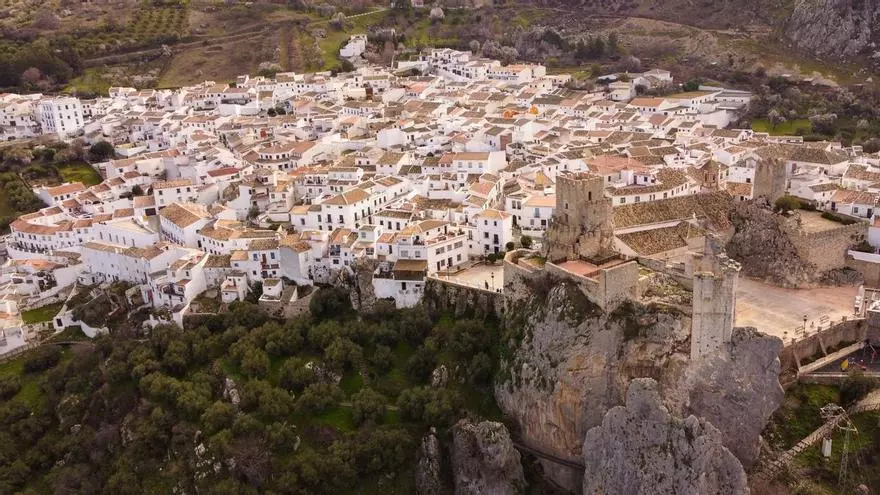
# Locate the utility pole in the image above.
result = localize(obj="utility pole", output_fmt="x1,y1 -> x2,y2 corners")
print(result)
819,403 -> 859,493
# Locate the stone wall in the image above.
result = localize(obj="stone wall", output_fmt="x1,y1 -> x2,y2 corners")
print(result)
778,318 -> 867,372
423,277 -> 503,318
543,260 -> 639,313
786,221 -> 867,275
727,202 -> 866,287
847,253 -> 880,288
502,250 -> 546,307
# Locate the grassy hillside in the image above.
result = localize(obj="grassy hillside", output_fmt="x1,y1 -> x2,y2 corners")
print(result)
0,291 -> 505,493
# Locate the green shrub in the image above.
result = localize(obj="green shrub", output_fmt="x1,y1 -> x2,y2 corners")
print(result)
23,346 -> 62,373
774,195 -> 801,213
0,375 -> 21,399
821,211 -> 858,225
840,370 -> 879,407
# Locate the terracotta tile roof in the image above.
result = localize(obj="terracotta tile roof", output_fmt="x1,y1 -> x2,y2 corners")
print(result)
613,191 -> 733,230
617,222 -> 703,256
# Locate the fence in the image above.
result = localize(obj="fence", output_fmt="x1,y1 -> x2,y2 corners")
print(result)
0,342 -> 38,364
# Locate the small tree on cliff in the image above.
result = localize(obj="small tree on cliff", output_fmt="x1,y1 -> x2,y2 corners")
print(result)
773,195 -> 801,214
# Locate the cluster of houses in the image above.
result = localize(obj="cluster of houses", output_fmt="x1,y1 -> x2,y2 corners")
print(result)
4,46 -> 880,352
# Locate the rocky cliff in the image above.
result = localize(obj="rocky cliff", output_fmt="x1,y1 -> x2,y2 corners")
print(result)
725,202 -> 812,287
338,258 -> 380,311
725,202 -> 863,287
451,419 -> 525,495
582,378 -> 750,495
416,428 -> 447,495
786,0 -> 880,59
667,327 -> 784,469
495,275 -> 783,489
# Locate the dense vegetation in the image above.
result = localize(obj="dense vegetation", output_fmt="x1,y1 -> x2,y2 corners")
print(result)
0,140 -> 109,232
764,381 -> 880,493
0,289 -> 504,493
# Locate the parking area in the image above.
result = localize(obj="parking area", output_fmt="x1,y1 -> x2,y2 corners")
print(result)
735,278 -> 858,341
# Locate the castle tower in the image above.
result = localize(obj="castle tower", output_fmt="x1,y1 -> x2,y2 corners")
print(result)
752,156 -> 788,203
545,172 -> 613,262
690,251 -> 741,360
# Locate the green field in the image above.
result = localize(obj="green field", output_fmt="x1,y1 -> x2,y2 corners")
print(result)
64,68 -> 112,97
58,161 -> 103,186
21,303 -> 64,325
0,347 -> 72,408
752,118 -> 812,136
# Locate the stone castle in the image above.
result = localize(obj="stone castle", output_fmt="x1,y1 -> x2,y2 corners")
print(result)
544,172 -> 614,262
536,171 -> 739,360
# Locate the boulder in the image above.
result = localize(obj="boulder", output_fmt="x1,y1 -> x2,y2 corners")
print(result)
582,378 -> 749,495
451,419 -> 525,495
416,428 -> 445,495
431,365 -> 449,388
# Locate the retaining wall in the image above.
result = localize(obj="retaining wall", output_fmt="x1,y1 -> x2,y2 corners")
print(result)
779,319 -> 867,372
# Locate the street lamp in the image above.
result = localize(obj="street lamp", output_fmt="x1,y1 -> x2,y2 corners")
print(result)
491,272 -> 495,292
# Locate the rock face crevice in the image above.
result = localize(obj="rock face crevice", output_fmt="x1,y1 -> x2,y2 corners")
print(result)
582,378 -> 750,495
451,419 -> 525,495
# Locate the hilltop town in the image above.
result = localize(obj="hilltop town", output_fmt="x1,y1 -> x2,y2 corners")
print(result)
3,44 -> 880,493
2,45 -> 878,341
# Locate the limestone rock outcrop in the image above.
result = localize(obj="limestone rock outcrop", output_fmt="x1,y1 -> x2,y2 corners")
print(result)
494,276 -> 783,489
725,202 -> 812,286
451,419 -> 525,495
495,281 -> 691,490
786,0 -> 880,59
668,327 -> 784,469
582,378 -> 749,495
416,428 -> 445,495
339,258 -> 379,311
725,202 -> 864,287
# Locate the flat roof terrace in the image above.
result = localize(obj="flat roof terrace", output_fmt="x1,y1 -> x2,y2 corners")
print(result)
799,210 -> 849,234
